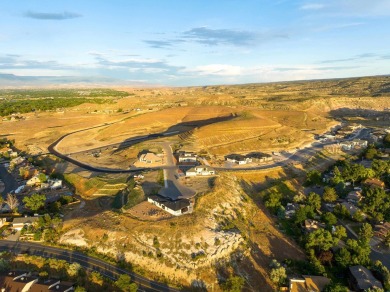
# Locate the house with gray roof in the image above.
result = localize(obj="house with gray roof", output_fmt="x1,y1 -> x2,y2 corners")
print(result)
348,265 -> 383,291
12,216 -> 39,230
147,195 -> 193,216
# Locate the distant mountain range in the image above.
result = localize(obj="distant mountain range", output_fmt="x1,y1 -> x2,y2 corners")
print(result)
0,73 -> 150,88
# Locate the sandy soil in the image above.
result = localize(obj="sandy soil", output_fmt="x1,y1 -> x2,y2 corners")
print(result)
124,201 -> 174,221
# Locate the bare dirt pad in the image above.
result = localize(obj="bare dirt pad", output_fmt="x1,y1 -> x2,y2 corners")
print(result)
60,174 -> 304,290
57,106 -> 235,153
124,201 -> 173,221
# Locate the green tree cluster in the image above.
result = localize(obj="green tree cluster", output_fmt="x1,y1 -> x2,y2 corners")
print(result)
114,274 -> 138,292
23,193 -> 46,212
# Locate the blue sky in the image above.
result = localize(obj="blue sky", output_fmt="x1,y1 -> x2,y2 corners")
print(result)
0,0 -> 389,86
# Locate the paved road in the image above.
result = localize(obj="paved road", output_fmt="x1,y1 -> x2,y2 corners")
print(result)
0,240 -> 179,292
49,122 -> 370,175
159,143 -> 195,200
0,164 -> 18,197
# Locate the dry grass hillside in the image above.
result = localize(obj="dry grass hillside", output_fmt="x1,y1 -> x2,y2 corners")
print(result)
2,76 -> 389,156
60,174 -> 304,290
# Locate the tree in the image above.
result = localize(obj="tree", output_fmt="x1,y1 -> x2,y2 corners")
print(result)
372,159 -> 390,177
264,191 -> 283,213
0,257 -> 9,272
67,262 -> 81,277
37,173 -> 47,183
114,274 -> 138,292
306,192 -> 321,210
269,261 -> 287,287
5,194 -> 19,213
323,186 -> 338,203
345,239 -> 371,266
332,166 -> 344,185
0,196 -> 3,207
335,248 -> 351,268
334,204 -> 350,219
294,205 -> 314,224
23,193 -> 46,212
384,231 -> 390,249
361,188 -> 390,222
305,170 -> 322,186
74,287 -> 87,292
365,147 -> 378,160
221,276 -> 245,292
359,223 -> 373,245
306,229 -> 338,252
318,250 -> 333,266
384,134 -> 390,147
352,210 -> 365,222
324,282 -> 349,292
321,212 -> 337,227
373,260 -> 390,291
333,226 -> 347,240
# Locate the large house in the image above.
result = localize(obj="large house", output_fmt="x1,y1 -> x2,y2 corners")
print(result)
340,141 -> 354,151
363,178 -> 385,189
348,265 -> 383,291
346,191 -> 363,205
26,175 -> 46,187
147,195 -> 193,216
48,179 -> 63,190
351,139 -> 368,148
285,203 -> 299,219
246,152 -> 273,163
0,218 -> 6,228
289,275 -> 330,292
178,151 -> 197,164
12,216 -> 39,230
225,154 -> 252,165
341,202 -> 366,219
0,272 -> 74,292
374,222 -> 390,239
303,219 -> 326,233
186,166 -> 215,177
324,144 -> 342,154
139,152 -> 162,164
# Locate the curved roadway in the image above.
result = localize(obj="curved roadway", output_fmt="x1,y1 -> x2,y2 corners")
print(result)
48,125 -> 370,174
0,240 -> 179,292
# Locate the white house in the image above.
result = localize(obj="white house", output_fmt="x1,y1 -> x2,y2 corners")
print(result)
285,203 -> 299,219
178,152 -> 197,163
8,150 -> 18,158
10,156 -> 25,166
340,141 -> 354,151
147,195 -> 193,216
26,175 -> 42,186
0,218 -> 6,228
225,154 -> 252,164
186,166 -> 215,177
351,139 -> 368,148
12,216 -> 39,230
48,179 -> 63,190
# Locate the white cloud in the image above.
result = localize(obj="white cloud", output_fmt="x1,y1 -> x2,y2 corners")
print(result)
184,64 -> 243,76
300,3 -> 326,10
300,0 -> 390,16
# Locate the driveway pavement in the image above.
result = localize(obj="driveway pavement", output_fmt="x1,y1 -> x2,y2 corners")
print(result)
159,143 -> 195,200
0,164 -> 18,196
6,230 -> 21,241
